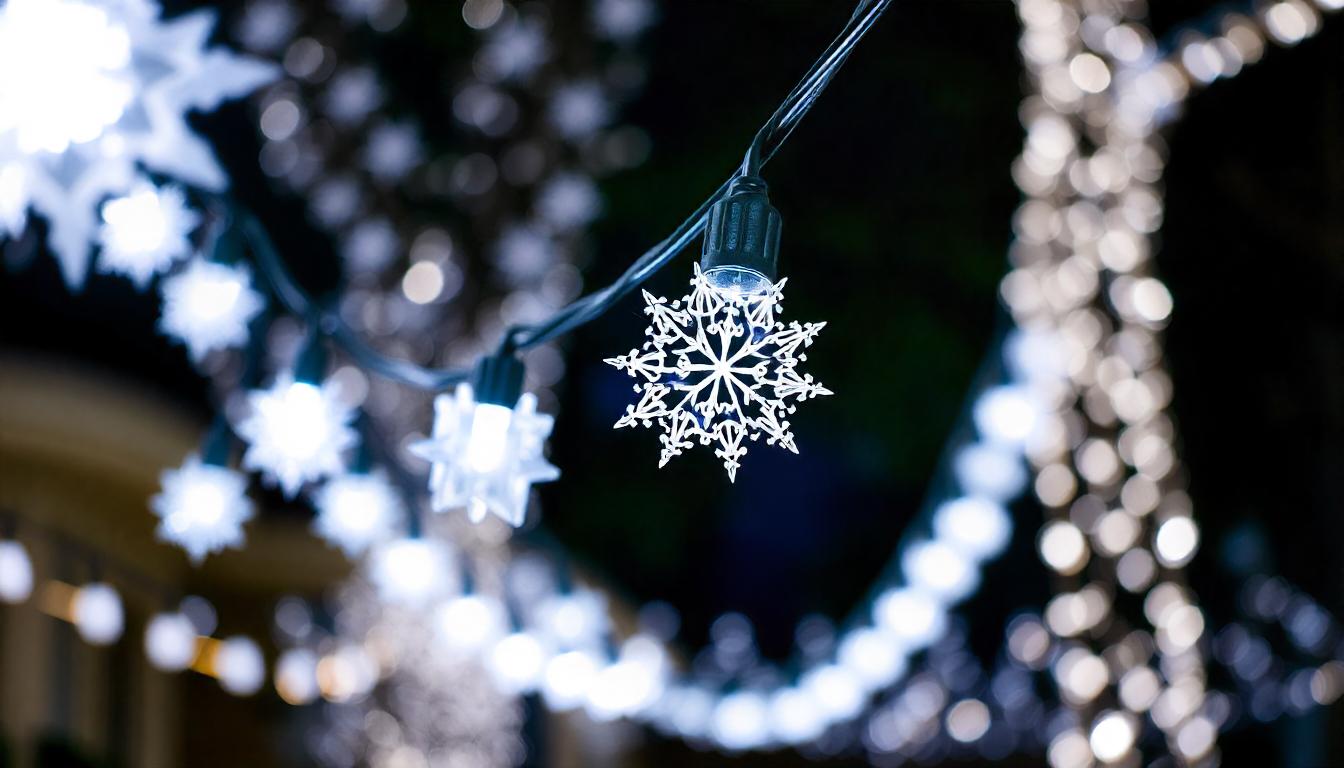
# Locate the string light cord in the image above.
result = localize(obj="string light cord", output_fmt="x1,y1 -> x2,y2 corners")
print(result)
228,0 -> 893,384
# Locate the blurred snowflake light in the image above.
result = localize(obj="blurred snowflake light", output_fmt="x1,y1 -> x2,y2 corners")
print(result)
97,182 -> 199,288
159,258 -> 264,361
151,455 -> 254,563
312,471 -> 402,558
238,375 -> 358,497
0,0 -> 275,286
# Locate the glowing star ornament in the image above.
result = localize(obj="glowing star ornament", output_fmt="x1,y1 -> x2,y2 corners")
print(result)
238,374 -> 358,497
312,471 -> 402,558
0,0 -> 276,288
158,258 -> 264,361
151,454 -> 254,563
606,265 -> 831,481
411,357 -> 560,528
97,182 -> 199,287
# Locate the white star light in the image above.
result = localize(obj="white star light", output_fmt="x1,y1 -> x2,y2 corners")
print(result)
411,383 -> 560,528
238,375 -> 358,497
158,258 -> 265,361
0,0 -> 275,287
152,455 -> 255,563
312,472 -> 403,558
606,265 -> 832,481
97,182 -> 199,288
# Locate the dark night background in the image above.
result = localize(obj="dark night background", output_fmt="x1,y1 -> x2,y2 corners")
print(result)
1,1 -> 1341,766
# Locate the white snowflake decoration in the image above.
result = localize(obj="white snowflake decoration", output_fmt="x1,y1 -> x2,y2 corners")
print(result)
237,375 -> 358,497
605,265 -> 832,480
0,0 -> 276,288
410,383 -> 560,528
312,471 -> 403,558
96,182 -> 199,287
158,257 -> 265,361
151,455 -> 255,563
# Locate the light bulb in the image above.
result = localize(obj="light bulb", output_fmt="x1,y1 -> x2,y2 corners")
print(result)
0,540 -> 33,604
465,402 -> 514,473
702,265 -> 772,297
487,631 -> 549,694
238,374 -> 357,497
144,612 -> 198,671
216,636 -> 265,696
312,471 -> 402,558
73,582 -> 124,645
151,455 -> 254,563
274,648 -> 319,705
368,537 -> 452,606
435,593 -> 506,654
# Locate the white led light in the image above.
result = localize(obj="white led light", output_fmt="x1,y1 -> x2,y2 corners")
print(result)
159,258 -> 264,361
933,497 -> 1012,560
767,687 -> 826,744
368,537 -> 452,607
974,385 -> 1039,446
712,691 -> 770,751
144,612 -> 198,672
872,588 -> 946,649
312,471 -> 402,558
434,594 -> 507,654
0,540 -> 33,604
73,582 -> 124,646
801,663 -> 865,721
537,590 -> 609,649
274,648 -> 319,705
1154,516 -> 1199,567
487,632 -> 550,695
239,375 -> 358,498
216,636 -> 265,696
954,443 -> 1028,502
541,650 -> 600,711
1089,710 -> 1137,762
902,540 -> 979,603
412,383 -> 559,528
151,455 -> 254,563
97,182 -> 199,288
837,626 -> 907,690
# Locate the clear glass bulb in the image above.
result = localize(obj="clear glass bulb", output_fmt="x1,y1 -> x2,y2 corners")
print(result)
465,402 -> 514,473
703,265 -> 771,297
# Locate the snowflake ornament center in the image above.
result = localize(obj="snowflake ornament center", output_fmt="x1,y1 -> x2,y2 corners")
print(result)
605,265 -> 831,481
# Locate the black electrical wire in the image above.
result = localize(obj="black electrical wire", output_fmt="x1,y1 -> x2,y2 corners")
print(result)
241,0 -> 894,388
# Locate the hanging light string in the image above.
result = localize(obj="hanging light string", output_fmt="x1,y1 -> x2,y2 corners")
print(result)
229,0 -> 893,390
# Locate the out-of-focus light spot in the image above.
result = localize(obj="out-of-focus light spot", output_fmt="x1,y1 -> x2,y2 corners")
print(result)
1154,516 -> 1199,567
1039,520 -> 1089,575
1089,710 -> 1136,762
946,698 -> 991,743
1069,53 -> 1111,93
402,261 -> 445,304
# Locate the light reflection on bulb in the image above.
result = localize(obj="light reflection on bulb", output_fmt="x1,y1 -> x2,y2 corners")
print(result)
703,265 -> 772,297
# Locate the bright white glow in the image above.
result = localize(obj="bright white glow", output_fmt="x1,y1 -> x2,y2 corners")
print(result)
933,497 -> 1012,560
541,650 -> 600,711
1039,520 -> 1089,575
0,540 -> 33,604
216,636 -> 265,696
585,649 -> 665,721
974,386 -> 1039,445
801,664 -> 865,720
872,588 -> 946,649
487,632 -> 549,694
239,375 -> 358,497
1154,516 -> 1199,567
97,183 -> 199,288
151,455 -> 254,563
0,0 -> 132,154
144,612 -> 198,672
536,172 -> 602,230
159,259 -> 264,361
768,687 -> 825,744
902,540 -> 979,603
411,384 -> 559,528
946,698 -> 991,743
703,266 -> 772,298
435,594 -> 507,654
837,626 -> 907,690
548,81 -> 610,141
312,471 -> 402,558
537,590 -> 609,649
315,645 -> 378,703
73,583 -> 124,645
712,691 -> 770,751
466,403 -> 514,473
954,442 -> 1028,502
1089,711 -> 1137,762
368,537 -> 452,606
274,648 -> 319,705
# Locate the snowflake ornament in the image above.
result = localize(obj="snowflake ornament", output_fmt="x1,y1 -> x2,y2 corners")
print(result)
0,0 -> 276,288
410,383 -> 560,528
605,265 -> 832,481
97,182 -> 199,288
237,375 -> 358,497
158,258 -> 265,361
151,455 -> 255,563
